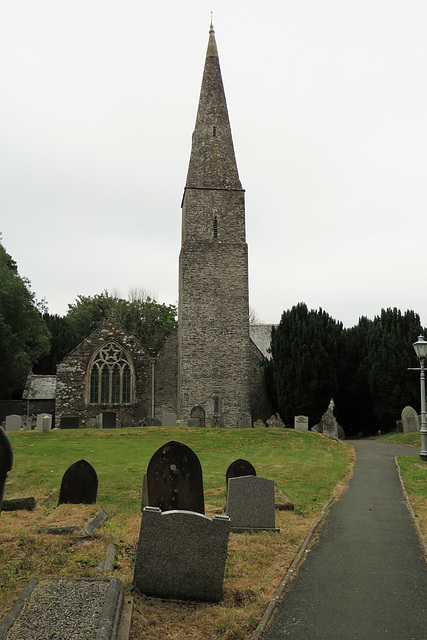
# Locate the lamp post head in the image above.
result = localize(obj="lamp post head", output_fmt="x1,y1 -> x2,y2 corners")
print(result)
413,335 -> 427,360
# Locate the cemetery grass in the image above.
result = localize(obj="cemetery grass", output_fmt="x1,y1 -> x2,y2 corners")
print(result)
1,427 -> 353,639
376,431 -> 427,546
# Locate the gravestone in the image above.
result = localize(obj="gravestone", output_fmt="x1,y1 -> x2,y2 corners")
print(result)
86,417 -> 100,429
266,414 -> 286,428
317,399 -> 344,439
5,415 -> 21,432
294,415 -> 309,431
141,473 -> 149,510
0,577 -> 123,640
162,412 -> 177,427
226,475 -> 278,532
147,440 -> 205,514
133,507 -> 230,602
58,459 -> 98,505
237,412 -> 252,429
401,406 -> 419,434
0,429 -> 13,515
99,412 -> 117,429
226,459 -> 256,492
60,416 -> 80,429
36,413 -> 52,431
134,404 -> 147,426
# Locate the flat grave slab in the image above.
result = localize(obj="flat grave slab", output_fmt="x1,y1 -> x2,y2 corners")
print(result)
0,577 -> 124,640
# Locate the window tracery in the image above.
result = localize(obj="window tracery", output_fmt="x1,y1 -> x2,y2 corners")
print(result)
89,342 -> 132,405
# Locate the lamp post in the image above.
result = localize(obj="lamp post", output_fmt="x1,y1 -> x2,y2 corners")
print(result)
412,335 -> 427,461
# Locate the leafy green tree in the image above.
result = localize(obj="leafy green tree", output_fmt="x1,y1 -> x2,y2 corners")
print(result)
66,289 -> 177,355
267,303 -> 342,427
0,239 -> 50,397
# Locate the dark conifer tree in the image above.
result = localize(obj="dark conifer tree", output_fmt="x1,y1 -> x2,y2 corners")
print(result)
267,303 -> 342,427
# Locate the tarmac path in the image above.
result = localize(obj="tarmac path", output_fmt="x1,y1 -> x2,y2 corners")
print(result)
263,440 -> 427,640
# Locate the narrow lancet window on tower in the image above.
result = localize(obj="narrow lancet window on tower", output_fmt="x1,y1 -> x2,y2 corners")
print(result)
213,125 -> 216,137
213,215 -> 218,238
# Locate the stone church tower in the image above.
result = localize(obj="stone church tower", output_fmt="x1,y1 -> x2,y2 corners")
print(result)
178,23 -> 252,428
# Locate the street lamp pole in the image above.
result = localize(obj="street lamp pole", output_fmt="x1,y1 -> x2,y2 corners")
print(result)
412,335 -> 427,461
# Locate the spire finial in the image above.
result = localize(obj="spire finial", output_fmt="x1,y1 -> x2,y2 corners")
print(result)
210,11 -> 214,30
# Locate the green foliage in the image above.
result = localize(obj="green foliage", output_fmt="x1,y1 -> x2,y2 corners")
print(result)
33,314 -> 81,374
0,239 -> 50,397
65,289 -> 177,354
266,303 -> 342,427
366,308 -> 422,430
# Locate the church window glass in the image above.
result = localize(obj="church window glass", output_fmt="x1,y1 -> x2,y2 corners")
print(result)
89,342 -> 133,405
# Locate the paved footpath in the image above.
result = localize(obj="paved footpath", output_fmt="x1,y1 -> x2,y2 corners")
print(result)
264,440 -> 427,640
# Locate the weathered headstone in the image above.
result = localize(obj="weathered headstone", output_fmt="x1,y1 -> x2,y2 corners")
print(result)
5,415 -> 21,432
0,577 -> 123,640
99,412 -> 117,429
266,414 -> 286,428
226,459 -> 256,492
294,415 -> 309,431
0,429 -> 13,515
133,507 -> 230,602
237,412 -> 252,429
134,404 -> 147,426
162,412 -> 177,427
58,459 -> 98,505
60,416 -> 80,429
401,406 -> 419,434
147,440 -> 205,514
36,413 -> 52,432
226,475 -> 278,532
86,417 -> 100,429
318,399 -> 342,439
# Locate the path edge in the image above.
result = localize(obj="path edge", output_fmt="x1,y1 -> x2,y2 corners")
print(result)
250,490 -> 338,640
395,457 -> 427,558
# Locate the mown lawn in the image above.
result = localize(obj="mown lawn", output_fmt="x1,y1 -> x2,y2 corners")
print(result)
1,427 -> 353,640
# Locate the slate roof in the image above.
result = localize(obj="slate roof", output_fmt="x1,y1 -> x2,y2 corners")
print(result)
249,324 -> 276,359
23,374 -> 57,400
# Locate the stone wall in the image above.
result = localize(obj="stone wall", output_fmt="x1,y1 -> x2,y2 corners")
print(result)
154,328 -> 178,421
248,341 -> 274,424
55,317 -> 152,428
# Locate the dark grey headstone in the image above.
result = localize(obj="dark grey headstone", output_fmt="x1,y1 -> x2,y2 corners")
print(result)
133,507 -> 230,602
226,459 -> 256,491
226,475 -> 278,532
100,412 -> 117,429
60,416 -> 80,429
58,459 -> 98,505
147,440 -> 205,514
0,429 -> 13,515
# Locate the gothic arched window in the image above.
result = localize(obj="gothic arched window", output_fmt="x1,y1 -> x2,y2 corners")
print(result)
89,342 -> 133,405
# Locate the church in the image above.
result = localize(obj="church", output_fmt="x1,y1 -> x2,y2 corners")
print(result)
25,24 -> 274,429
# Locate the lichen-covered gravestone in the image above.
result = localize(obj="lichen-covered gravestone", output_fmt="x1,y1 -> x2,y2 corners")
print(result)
147,440 -> 205,514
0,428 -> 13,515
226,458 -> 256,492
58,459 -> 98,505
133,507 -> 230,602
401,406 -> 419,434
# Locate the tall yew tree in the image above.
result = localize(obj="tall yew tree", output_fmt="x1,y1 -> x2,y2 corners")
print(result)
0,239 -> 50,397
366,308 -> 423,430
267,303 -> 342,427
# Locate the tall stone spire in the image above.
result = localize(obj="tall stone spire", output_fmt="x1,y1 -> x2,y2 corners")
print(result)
184,23 -> 242,190
178,24 -> 251,429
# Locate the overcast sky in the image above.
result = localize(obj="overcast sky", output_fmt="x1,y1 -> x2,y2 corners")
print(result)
1,1 -> 426,329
